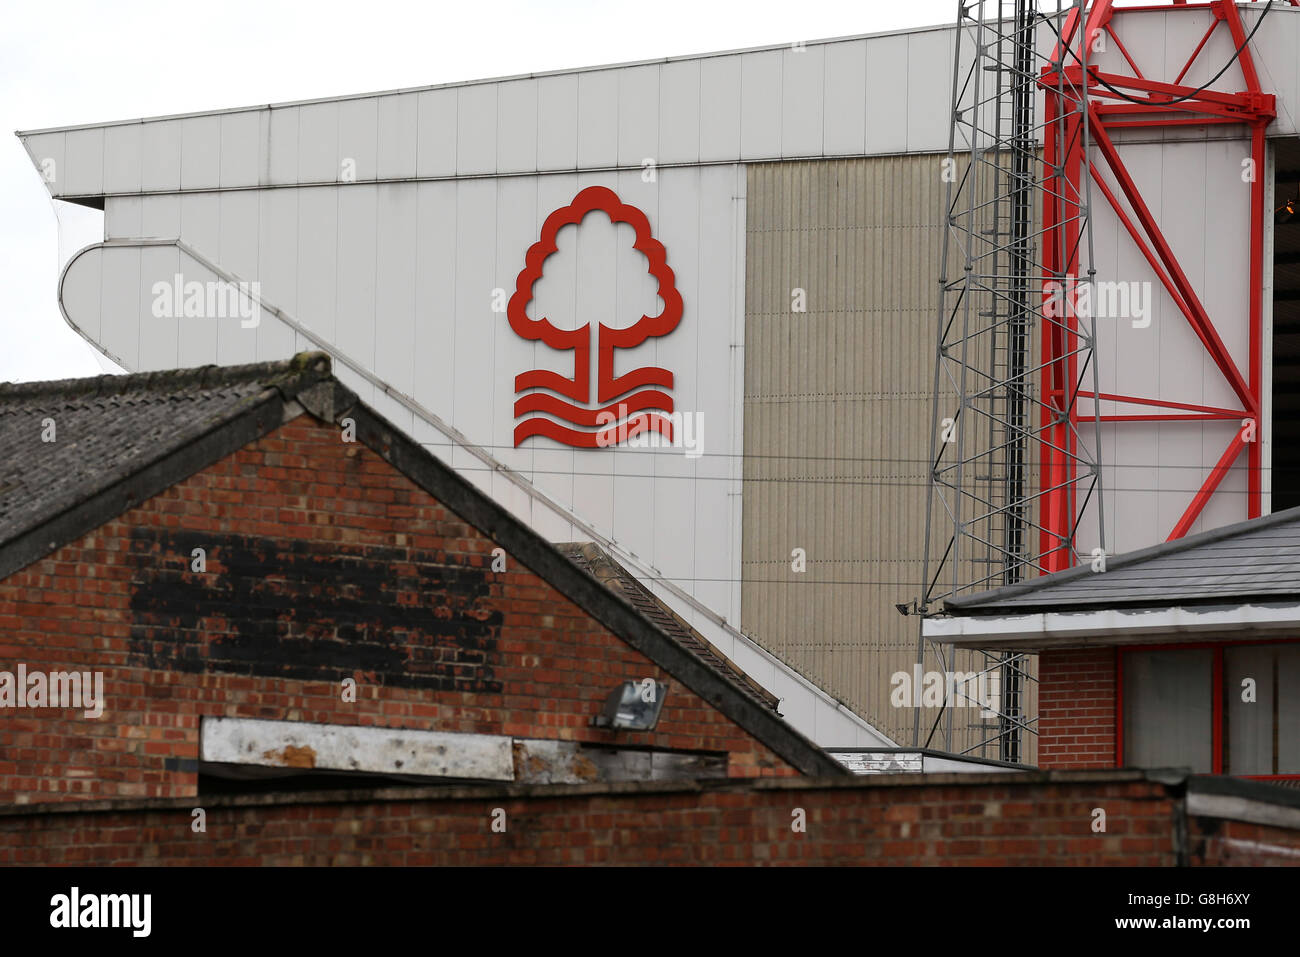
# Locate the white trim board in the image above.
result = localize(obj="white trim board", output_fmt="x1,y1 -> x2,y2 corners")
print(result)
923,601 -> 1300,650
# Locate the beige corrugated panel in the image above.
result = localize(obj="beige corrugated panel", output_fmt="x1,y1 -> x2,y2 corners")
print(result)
742,156 -> 1038,762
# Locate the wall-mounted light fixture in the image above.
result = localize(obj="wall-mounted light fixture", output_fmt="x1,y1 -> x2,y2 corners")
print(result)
592,679 -> 667,731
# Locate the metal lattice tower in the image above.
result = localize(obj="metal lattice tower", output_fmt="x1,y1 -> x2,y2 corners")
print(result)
915,0 -> 1106,761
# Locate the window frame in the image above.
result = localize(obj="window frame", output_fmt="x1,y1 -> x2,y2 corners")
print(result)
1116,638 -> 1300,780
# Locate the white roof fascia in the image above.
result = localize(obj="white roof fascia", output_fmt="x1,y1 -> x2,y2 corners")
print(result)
923,601 -> 1300,649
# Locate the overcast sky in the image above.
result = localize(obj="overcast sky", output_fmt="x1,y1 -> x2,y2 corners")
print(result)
0,0 -> 971,384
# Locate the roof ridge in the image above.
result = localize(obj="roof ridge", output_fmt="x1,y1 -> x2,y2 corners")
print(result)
0,352 -> 332,403
554,540 -> 782,714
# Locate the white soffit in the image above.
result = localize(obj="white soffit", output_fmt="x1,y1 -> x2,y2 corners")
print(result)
923,602 -> 1300,649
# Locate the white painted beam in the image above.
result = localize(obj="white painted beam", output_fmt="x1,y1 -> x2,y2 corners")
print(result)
200,717 -> 515,781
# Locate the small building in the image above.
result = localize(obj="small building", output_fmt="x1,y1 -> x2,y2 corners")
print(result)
927,510 -> 1300,782
0,352 -> 839,807
5,353 -> 1300,865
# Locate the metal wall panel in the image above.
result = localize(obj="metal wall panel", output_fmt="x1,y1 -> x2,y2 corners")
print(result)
904,30 -> 954,152
823,41 -> 867,156
61,128 -> 103,198
103,123 -> 142,196
377,91 -> 418,182
296,102 -> 339,184
863,34 -> 909,155
740,50 -> 783,161
699,54 -> 743,163
415,88 -> 458,178
781,45 -> 824,158
1080,135 -> 1254,556
267,108 -> 299,186
741,156 -> 1035,759
497,81 -> 538,175
67,167 -> 750,620
577,70 -> 619,168
22,11 -> 1300,207
658,59 -> 701,164
617,65 -> 659,169
219,111 -> 260,189
138,244 -> 181,369
456,85 -> 497,176
180,116 -> 220,191
340,98 -> 379,184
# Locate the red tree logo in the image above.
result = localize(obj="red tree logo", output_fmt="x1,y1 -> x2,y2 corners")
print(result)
508,186 -> 682,448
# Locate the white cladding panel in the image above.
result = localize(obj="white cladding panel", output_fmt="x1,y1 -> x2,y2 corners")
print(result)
22,28 -> 970,202
76,165 -> 748,628
21,11 -> 1300,204
1078,134 -> 1255,557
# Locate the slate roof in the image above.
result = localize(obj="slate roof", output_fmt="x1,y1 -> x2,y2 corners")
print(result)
0,353 -> 844,777
0,354 -> 332,560
944,506 -> 1300,616
558,542 -> 781,713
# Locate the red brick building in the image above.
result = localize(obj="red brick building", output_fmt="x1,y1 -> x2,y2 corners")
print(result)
931,513 -> 1300,782
3,353 -> 1300,865
0,353 -> 840,809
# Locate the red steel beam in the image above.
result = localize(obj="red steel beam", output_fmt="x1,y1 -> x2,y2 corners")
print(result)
1224,0 -> 1267,521
1088,111 -> 1256,414
1248,118 -> 1266,518
1038,0 -> 1273,567
1078,390 -> 1244,417
1104,24 -> 1146,80
1098,414 -> 1239,422
1173,18 -> 1221,86
1168,431 -> 1248,540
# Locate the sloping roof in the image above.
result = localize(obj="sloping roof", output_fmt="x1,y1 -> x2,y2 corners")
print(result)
0,354 -> 332,565
0,353 -> 844,777
558,542 -> 780,713
944,506 -> 1300,616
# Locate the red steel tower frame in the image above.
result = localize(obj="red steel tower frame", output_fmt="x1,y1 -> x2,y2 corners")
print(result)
1039,0 -> 1290,570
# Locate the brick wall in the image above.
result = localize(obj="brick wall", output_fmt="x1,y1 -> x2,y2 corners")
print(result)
0,415 -> 796,805
1190,816 -> 1300,866
0,773 -> 1198,866
1038,648 -> 1118,769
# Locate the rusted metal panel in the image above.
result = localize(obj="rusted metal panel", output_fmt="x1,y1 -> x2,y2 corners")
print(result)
202,717 -> 732,785
201,717 -> 515,781
513,740 -> 727,784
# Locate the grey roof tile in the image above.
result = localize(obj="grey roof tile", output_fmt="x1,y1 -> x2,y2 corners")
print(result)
944,506 -> 1300,615
556,542 -> 782,714
0,354 -> 333,549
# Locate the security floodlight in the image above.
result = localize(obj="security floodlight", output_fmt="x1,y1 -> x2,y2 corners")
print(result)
593,679 -> 667,731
